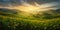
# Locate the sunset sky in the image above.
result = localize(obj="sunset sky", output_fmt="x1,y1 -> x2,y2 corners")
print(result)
0,0 -> 60,13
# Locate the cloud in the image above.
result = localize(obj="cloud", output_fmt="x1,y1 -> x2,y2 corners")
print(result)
0,0 -> 60,6
0,0 -> 60,13
0,0 -> 60,9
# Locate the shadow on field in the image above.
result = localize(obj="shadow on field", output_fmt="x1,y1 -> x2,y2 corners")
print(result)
0,8 -> 60,30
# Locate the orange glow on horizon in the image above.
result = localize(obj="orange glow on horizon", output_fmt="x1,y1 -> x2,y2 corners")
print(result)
0,2 -> 56,13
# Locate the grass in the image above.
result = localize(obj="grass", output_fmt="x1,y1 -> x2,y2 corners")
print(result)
0,14 -> 60,30
0,9 -> 60,30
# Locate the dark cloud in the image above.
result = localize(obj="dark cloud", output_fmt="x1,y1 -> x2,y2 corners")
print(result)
0,0 -> 60,7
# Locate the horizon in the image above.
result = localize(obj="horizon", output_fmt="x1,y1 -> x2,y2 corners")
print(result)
0,0 -> 60,13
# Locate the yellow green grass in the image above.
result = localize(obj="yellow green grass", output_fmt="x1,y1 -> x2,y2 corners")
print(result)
0,8 -> 60,30
0,15 -> 60,30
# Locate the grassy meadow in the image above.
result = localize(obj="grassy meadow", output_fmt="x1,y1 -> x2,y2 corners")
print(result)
0,8 -> 60,30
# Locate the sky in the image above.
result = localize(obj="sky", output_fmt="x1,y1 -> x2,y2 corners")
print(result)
0,0 -> 60,13
0,0 -> 60,6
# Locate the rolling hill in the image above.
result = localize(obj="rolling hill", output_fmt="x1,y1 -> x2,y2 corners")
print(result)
0,8 -> 60,30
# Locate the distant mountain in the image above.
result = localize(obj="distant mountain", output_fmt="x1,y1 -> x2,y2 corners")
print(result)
33,9 -> 60,19
0,8 -> 60,19
43,9 -> 60,14
0,8 -> 22,16
0,8 -> 34,18
54,9 -> 60,13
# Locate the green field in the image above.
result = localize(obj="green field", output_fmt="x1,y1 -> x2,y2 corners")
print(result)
0,8 -> 60,30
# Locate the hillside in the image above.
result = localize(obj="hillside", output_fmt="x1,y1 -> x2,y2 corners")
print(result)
0,8 -> 60,30
33,9 -> 60,19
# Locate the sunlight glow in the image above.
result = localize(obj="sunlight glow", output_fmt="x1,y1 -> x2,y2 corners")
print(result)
0,1 -> 58,14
